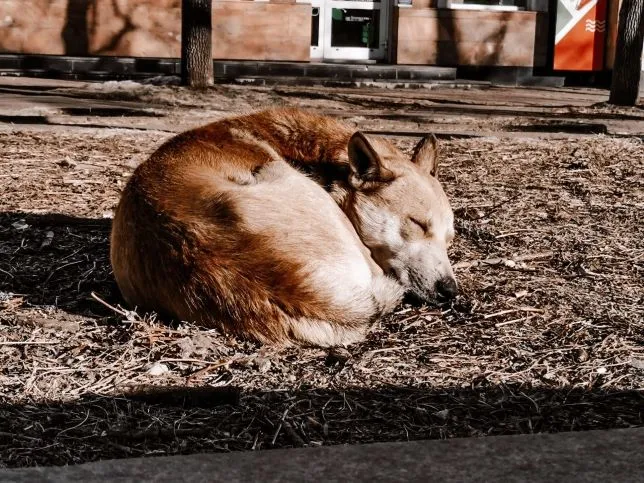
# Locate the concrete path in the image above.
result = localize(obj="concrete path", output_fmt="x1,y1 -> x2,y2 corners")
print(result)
0,76 -> 642,139
2,428 -> 643,482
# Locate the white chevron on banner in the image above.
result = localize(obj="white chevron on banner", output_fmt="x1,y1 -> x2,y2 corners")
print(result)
585,19 -> 606,32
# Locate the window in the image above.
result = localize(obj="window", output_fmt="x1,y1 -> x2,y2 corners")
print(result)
436,0 -> 547,12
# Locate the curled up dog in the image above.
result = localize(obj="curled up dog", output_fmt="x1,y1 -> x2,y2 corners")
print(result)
110,108 -> 457,347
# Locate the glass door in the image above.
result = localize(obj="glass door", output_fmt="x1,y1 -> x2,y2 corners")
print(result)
311,0 -> 388,61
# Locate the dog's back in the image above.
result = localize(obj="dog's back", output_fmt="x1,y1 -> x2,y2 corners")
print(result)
110,109 -> 403,346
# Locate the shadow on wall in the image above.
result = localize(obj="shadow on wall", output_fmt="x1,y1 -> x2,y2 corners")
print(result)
93,0 -> 136,55
481,13 -> 510,67
62,0 -> 93,55
435,6 -> 459,65
29,0 -> 180,57
435,11 -> 511,67
60,0 -> 141,56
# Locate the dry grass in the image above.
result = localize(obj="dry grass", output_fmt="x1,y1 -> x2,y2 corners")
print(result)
0,84 -> 643,468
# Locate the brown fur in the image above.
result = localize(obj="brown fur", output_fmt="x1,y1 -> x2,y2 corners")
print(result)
110,108 -> 455,346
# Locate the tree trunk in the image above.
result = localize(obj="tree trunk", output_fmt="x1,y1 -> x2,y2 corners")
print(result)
181,0 -> 214,88
62,0 -> 91,55
608,0 -> 644,106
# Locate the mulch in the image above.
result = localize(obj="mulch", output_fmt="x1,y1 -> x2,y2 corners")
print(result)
0,84 -> 642,468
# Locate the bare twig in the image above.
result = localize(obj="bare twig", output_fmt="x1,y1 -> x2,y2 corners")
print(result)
90,291 -> 130,317
483,307 -> 545,320
454,251 -> 554,270
0,340 -> 58,346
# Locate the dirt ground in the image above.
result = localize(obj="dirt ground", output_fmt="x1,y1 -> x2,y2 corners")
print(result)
0,79 -> 643,468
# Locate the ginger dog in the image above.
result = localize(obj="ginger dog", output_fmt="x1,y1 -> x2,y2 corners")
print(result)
110,108 -> 456,346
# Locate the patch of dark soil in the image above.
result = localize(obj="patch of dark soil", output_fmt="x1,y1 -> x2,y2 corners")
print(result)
507,122 -> 608,135
1,385 -> 642,468
0,212 -> 116,316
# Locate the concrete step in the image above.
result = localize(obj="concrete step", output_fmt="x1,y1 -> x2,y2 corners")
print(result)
214,61 -> 457,82
228,75 -> 491,90
0,55 -> 457,83
0,54 -> 565,88
457,66 -> 566,87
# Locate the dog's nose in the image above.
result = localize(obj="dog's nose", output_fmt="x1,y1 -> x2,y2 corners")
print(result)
435,277 -> 458,301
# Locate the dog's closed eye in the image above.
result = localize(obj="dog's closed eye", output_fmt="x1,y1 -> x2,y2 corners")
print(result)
409,217 -> 429,234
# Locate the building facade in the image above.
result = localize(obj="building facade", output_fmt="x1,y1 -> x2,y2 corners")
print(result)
0,0 -> 629,73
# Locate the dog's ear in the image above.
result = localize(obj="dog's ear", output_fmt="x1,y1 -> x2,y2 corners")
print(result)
411,134 -> 439,178
348,132 -> 394,190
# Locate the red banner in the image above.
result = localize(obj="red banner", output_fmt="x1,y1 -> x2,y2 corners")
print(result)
554,0 -> 608,71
